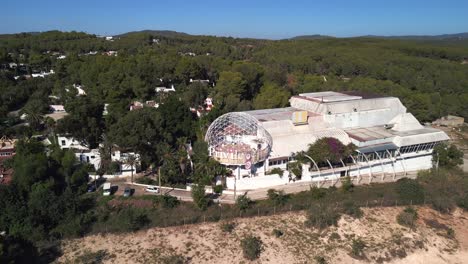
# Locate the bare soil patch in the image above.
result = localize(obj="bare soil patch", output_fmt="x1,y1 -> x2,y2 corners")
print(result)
57,206 -> 468,263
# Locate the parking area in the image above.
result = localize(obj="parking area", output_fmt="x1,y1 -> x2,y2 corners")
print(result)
97,180 -> 195,200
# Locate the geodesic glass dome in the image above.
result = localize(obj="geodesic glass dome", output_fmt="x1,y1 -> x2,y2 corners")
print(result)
205,112 -> 273,166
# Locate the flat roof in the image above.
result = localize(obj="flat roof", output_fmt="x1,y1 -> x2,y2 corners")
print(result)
346,126 -> 448,143
243,107 -> 318,122
299,91 -> 362,102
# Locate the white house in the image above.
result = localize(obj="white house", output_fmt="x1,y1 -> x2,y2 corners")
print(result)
155,85 -> 176,93
73,84 -> 86,96
76,149 -> 101,170
32,69 -> 55,78
57,136 -> 88,150
103,103 -> 109,115
49,105 -> 66,113
111,150 -> 140,176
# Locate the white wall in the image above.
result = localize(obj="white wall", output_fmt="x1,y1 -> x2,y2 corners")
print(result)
57,136 -> 88,150
226,152 -> 435,191
75,149 -> 101,170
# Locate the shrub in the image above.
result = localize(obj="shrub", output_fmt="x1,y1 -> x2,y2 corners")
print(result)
136,177 -> 157,185
341,176 -> 354,192
329,232 -> 340,241
447,228 -> 455,239
240,235 -> 263,260
433,143 -> 463,168
119,208 -> 150,231
342,201 -> 363,218
310,186 -> 327,200
431,197 -> 454,213
272,229 -> 284,237
75,249 -> 109,264
457,194 -> 468,211
161,254 -> 187,264
236,193 -> 253,211
395,178 -> 425,204
350,238 -> 366,258
220,222 -> 235,233
396,207 -> 418,228
213,185 -> 223,194
314,255 -> 327,264
305,203 -> 341,229
267,189 -> 289,206
287,161 -> 302,180
268,167 -> 284,177
159,194 -> 180,208
191,184 -> 209,210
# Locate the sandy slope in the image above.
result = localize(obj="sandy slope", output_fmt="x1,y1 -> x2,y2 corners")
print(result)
57,206 -> 468,263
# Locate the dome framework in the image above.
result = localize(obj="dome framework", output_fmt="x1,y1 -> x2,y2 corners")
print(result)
205,112 -> 273,166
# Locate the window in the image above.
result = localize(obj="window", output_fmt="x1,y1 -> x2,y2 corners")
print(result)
61,140 -> 66,146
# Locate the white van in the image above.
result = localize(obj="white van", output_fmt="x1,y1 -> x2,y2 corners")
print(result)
103,182 -> 112,196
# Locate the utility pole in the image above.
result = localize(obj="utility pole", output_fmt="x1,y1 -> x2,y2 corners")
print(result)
234,166 -> 239,200
158,166 -> 161,194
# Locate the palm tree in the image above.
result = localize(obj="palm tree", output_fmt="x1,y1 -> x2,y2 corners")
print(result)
125,154 -> 138,183
98,135 -> 113,173
24,108 -> 43,130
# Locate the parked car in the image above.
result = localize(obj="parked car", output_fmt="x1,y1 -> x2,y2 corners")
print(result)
123,187 -> 132,197
103,182 -> 112,196
145,186 -> 159,193
87,185 -> 96,192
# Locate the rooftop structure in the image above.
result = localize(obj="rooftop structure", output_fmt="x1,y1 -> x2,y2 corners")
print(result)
205,112 -> 273,167
206,91 -> 450,191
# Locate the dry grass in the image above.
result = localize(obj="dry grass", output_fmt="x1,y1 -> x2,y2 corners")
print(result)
57,206 -> 468,264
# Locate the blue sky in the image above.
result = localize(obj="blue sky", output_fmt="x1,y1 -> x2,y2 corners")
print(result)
2,0 -> 468,39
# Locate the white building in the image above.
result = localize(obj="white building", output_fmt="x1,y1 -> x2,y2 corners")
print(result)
73,84 -> 86,96
57,135 -> 139,175
111,150 -> 140,176
49,105 -> 66,113
205,91 -> 450,191
57,136 -> 88,150
76,149 -> 101,170
31,70 -> 55,78
155,85 -> 176,93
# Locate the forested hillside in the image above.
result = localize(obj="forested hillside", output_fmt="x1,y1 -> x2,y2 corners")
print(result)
1,30 -> 467,171
0,30 -> 467,263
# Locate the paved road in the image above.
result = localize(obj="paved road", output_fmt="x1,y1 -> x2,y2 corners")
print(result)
95,171 -> 418,204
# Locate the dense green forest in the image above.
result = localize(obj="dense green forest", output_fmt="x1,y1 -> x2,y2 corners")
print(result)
0,31 -> 467,262
0,29 -> 467,187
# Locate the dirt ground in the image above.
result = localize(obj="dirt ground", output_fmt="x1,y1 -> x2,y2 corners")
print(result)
57,206 -> 468,264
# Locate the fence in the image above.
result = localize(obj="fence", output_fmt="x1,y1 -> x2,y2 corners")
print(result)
141,197 -> 455,230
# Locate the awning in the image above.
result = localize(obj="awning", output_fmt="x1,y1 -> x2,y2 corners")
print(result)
358,143 -> 398,154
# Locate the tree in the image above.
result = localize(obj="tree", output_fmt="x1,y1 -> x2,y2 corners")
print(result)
213,71 -> 246,101
267,189 -> 289,206
395,178 -> 424,204
253,83 -> 290,109
240,235 -> 263,260
433,143 -> 463,169
287,161 -> 302,181
396,207 -> 418,228
191,184 -> 209,210
233,61 -> 264,99
124,154 -> 138,183
109,108 -> 163,164
57,97 -> 104,149
301,138 -> 356,167
236,193 -> 253,211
